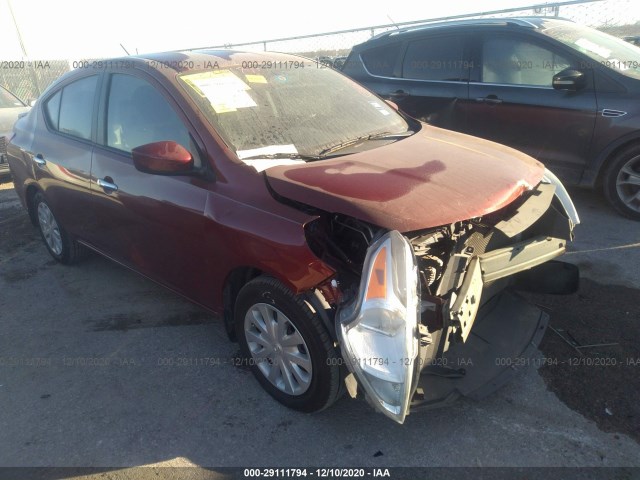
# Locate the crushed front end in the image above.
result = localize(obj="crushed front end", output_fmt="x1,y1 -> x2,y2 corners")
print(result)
326,171 -> 579,423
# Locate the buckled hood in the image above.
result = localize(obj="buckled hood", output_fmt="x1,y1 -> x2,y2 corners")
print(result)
264,125 -> 545,231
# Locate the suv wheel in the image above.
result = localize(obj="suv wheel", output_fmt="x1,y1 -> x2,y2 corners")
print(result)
235,276 -> 342,412
604,144 -> 640,220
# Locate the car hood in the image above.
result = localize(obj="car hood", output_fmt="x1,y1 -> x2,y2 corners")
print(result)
264,125 -> 545,232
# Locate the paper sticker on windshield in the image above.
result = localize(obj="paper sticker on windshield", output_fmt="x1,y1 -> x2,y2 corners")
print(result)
182,70 -> 257,113
608,58 -> 629,71
242,159 -> 305,172
236,144 -> 298,159
574,38 -> 611,59
245,74 -> 267,84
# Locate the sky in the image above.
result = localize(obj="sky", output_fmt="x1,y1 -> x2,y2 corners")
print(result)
1,0 -> 638,60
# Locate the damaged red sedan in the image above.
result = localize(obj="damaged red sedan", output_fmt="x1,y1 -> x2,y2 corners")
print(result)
7,51 -> 580,423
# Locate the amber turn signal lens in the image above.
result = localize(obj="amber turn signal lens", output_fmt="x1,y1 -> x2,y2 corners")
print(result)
365,246 -> 387,300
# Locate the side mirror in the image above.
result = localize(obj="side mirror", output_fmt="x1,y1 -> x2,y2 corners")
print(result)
132,141 -> 193,175
552,69 -> 586,91
384,99 -> 399,110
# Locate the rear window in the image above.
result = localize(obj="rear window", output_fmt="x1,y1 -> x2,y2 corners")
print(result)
361,43 -> 402,77
44,91 -> 61,130
402,36 -> 467,81
45,76 -> 98,140
58,76 -> 97,140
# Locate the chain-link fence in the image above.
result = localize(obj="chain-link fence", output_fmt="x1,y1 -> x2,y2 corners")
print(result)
1,0 -> 639,100
206,0 -> 640,64
0,61 -> 69,103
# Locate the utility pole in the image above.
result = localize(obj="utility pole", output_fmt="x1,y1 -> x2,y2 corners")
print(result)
6,0 -> 41,96
7,0 -> 29,58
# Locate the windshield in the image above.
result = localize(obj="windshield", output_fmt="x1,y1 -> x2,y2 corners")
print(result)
0,87 -> 25,109
542,22 -> 640,80
178,58 -> 410,162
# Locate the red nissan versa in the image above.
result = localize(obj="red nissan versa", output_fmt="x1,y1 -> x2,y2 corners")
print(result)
7,50 -> 580,423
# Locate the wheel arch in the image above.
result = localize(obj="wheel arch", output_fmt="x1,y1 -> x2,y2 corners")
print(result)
221,265 -> 338,343
587,134 -> 640,189
25,182 -> 43,226
222,266 -> 264,342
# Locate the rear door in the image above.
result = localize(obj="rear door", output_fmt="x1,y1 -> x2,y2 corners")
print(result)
29,74 -> 100,237
87,71 -> 212,299
392,33 -> 470,128
465,32 -> 597,183
360,33 -> 470,129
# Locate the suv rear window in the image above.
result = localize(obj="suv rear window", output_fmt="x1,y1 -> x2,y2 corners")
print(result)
361,43 -> 402,77
402,36 -> 467,81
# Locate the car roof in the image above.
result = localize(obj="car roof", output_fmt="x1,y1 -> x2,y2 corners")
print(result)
43,49 -> 310,98
361,16 -> 574,44
109,49 -> 306,74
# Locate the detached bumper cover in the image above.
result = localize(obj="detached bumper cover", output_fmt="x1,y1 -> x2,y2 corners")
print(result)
411,290 -> 548,410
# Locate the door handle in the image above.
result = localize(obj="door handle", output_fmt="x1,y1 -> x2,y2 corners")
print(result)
97,177 -> 118,192
34,154 -> 46,166
389,90 -> 409,99
475,95 -> 503,105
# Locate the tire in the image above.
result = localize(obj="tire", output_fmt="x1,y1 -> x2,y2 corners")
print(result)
33,192 -> 84,264
603,143 -> 640,221
235,276 -> 342,413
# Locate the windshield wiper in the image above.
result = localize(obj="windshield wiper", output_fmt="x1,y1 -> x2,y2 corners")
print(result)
318,130 -> 414,157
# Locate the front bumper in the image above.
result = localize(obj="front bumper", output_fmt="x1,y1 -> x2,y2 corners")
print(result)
337,174 -> 579,422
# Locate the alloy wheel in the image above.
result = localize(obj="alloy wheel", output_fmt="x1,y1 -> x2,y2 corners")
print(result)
615,154 -> 640,214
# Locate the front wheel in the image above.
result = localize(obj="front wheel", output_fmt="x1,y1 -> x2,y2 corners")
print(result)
604,144 -> 640,220
235,276 -> 342,413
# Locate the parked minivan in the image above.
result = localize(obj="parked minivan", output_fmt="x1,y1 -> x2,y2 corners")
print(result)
342,17 -> 640,220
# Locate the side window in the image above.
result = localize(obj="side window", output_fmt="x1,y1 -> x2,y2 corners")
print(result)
44,91 -> 61,131
402,36 -> 467,81
361,43 -> 402,77
58,76 -> 98,140
106,74 -> 198,165
481,37 -> 571,86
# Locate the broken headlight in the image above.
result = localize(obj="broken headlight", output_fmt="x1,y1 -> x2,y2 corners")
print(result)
337,230 -> 420,424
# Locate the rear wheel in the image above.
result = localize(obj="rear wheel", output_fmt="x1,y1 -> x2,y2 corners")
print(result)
34,192 -> 84,264
604,144 -> 640,220
235,276 -> 342,412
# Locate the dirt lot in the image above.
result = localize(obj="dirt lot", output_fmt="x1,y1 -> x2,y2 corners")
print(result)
0,180 -> 639,472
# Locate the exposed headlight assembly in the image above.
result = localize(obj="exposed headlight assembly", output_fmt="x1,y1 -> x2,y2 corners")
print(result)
337,230 -> 420,424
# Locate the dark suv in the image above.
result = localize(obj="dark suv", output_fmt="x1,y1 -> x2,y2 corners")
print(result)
342,17 -> 640,220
